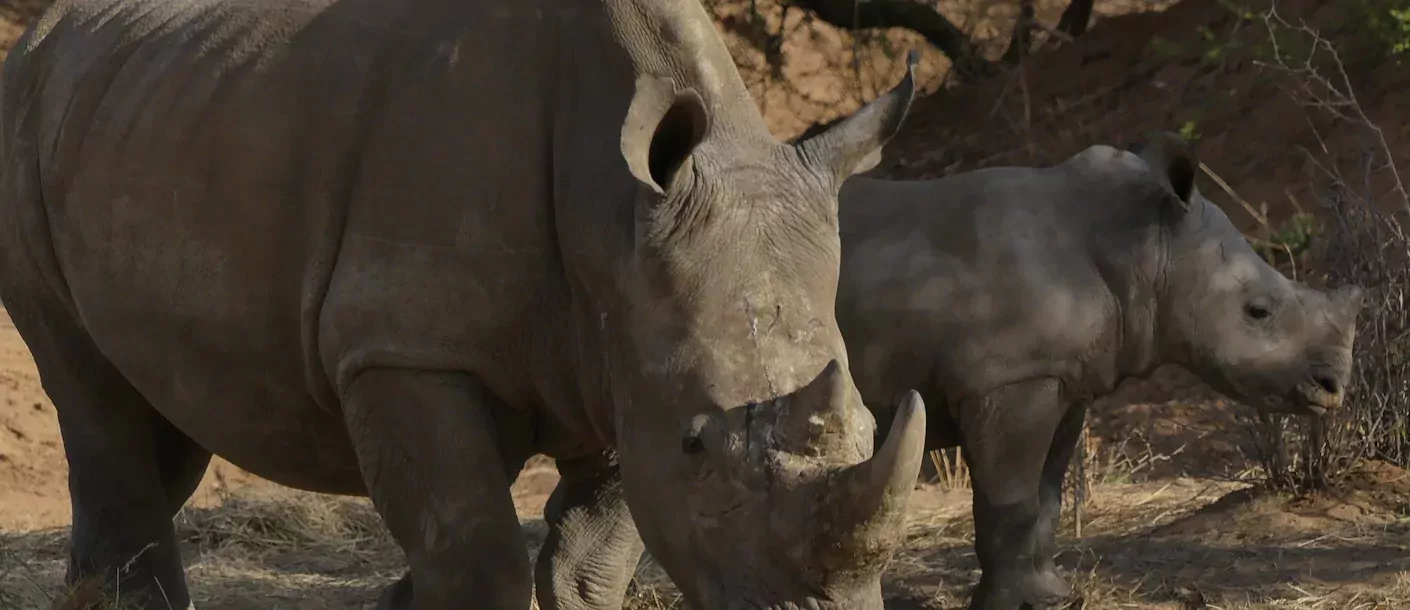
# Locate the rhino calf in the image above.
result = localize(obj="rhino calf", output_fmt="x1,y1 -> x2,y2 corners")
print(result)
838,132 -> 1363,609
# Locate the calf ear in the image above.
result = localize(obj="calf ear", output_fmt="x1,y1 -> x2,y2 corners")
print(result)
621,75 -> 710,196
1129,131 -> 1198,212
1334,284 -> 1366,323
796,49 -> 921,184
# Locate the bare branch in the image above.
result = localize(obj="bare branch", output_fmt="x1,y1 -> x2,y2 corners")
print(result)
1002,0 -> 1037,64
1057,0 -> 1095,36
1236,6 -> 1410,491
785,0 -> 999,82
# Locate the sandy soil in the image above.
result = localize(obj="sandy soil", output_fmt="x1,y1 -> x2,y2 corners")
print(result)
2,0 -> 1409,608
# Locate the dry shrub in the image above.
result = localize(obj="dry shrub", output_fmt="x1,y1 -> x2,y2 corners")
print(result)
1235,5 -> 1410,491
924,447 -> 972,492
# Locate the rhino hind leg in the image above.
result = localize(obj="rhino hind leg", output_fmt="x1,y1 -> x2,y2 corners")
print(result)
4,301 -> 210,610
343,369 -> 532,610
534,451 -> 645,610
959,378 -> 1072,610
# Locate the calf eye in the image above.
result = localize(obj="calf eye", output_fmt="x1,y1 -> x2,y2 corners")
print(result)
1245,303 -> 1272,320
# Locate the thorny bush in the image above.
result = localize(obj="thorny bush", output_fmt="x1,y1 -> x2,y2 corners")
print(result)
1239,6 -> 1410,492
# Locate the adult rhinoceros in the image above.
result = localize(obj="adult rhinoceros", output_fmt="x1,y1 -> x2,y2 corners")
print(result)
534,132 -> 1366,610
0,1 -> 932,609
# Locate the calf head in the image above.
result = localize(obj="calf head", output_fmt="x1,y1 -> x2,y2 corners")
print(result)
1132,132 -> 1364,417
601,53 -> 929,610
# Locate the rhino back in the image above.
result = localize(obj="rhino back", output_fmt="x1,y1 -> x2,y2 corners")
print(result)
1,0 -> 641,489
837,159 -> 1149,406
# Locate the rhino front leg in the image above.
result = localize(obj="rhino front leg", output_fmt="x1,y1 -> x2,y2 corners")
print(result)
960,378 -> 1071,610
534,451 -> 645,610
1031,403 -> 1086,600
343,369 -> 531,610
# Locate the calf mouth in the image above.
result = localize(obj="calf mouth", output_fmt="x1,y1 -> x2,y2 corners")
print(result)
1260,396 -> 1326,417
1247,389 -> 1328,418
1299,402 -> 1329,417
1290,375 -> 1344,416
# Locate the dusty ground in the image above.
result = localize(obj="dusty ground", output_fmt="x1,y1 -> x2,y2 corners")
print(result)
3,0 -> 1410,608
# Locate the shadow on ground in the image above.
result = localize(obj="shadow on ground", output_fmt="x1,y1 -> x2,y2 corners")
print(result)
884,483 -> 1410,609
4,481 -> 1408,610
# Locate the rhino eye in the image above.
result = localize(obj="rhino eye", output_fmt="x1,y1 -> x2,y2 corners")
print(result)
682,434 -> 706,455
1245,303 -> 1272,321
682,413 -> 713,456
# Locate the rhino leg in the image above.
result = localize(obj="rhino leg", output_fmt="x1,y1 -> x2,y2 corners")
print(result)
1031,404 -> 1086,598
343,369 -> 531,610
534,451 -> 645,610
959,378 -> 1071,610
4,300 -> 209,609
377,573 -> 414,609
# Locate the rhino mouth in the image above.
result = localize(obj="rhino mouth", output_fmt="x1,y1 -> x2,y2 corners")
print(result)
1289,390 -> 1336,417
1213,374 -> 1335,418
1256,392 -> 1329,417
1288,371 -> 1345,416
1298,402 -> 1329,417
1265,387 -> 1335,417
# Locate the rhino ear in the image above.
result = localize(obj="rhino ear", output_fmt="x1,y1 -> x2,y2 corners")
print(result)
795,49 -> 921,183
1130,131 -> 1199,212
1334,284 -> 1366,323
621,75 -> 709,196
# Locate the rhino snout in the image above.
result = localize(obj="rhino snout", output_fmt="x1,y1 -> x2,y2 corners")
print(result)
1292,367 -> 1347,414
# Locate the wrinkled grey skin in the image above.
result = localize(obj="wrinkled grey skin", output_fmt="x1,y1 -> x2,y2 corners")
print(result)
835,132 -> 1363,609
0,1 -> 931,609
536,132 -> 1365,610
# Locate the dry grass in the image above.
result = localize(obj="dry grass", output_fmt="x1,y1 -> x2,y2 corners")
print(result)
2,461 -> 1408,609
0,491 -> 406,610
176,491 -> 395,562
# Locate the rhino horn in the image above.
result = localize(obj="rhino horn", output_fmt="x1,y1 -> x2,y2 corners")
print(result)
822,390 -> 927,566
772,359 -> 862,455
1335,285 -> 1366,319
796,359 -> 852,418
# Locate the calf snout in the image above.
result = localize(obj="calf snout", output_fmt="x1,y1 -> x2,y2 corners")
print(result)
1294,367 -> 1347,413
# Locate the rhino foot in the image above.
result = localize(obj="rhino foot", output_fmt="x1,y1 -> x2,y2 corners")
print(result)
376,572 -> 414,610
1033,567 -> 1072,602
969,569 -> 1071,610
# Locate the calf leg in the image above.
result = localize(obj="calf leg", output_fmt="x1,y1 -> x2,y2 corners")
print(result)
959,378 -> 1069,610
1032,404 -> 1087,594
343,368 -> 530,610
535,451 -> 645,610
7,308 -> 210,610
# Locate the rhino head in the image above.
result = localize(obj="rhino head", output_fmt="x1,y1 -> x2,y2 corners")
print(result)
1131,132 -> 1365,417
603,53 -> 928,609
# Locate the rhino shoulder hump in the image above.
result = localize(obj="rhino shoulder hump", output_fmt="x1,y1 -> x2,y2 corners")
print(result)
1068,144 -> 1148,177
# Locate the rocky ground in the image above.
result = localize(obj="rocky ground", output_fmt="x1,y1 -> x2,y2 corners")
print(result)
2,0 -> 1409,608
